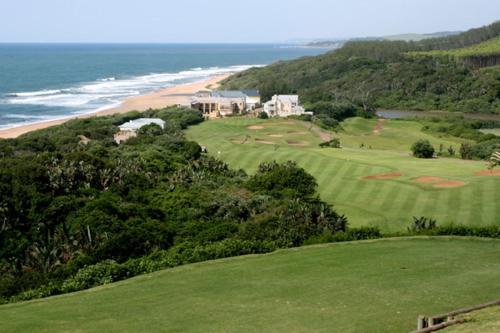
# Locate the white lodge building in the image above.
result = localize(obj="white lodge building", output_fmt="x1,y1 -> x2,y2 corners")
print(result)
190,90 -> 261,118
263,95 -> 310,117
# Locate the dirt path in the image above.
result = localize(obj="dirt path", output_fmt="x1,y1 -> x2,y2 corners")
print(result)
294,120 -> 332,142
373,119 -> 385,135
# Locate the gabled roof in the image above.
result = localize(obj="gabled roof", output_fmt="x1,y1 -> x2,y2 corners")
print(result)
212,90 -> 247,98
241,89 -> 260,97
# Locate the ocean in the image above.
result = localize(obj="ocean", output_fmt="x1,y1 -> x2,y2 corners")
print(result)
0,44 -> 326,129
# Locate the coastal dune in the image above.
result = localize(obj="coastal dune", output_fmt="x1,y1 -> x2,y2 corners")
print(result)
0,74 -> 229,139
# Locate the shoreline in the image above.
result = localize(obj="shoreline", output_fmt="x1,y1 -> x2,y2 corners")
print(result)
0,74 -> 230,139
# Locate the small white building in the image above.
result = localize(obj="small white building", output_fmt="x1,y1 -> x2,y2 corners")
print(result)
115,118 -> 166,143
119,118 -> 165,132
263,95 -> 311,117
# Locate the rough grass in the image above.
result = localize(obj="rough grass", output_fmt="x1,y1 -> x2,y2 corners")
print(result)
444,306 -> 500,332
2,238 -> 500,333
186,117 -> 499,232
480,128 -> 500,136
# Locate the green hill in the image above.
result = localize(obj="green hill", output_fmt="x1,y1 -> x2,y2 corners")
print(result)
2,237 -> 500,333
222,21 -> 500,114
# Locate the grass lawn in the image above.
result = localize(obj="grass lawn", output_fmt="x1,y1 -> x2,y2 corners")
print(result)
444,306 -> 500,332
2,238 -> 500,333
185,117 -> 499,232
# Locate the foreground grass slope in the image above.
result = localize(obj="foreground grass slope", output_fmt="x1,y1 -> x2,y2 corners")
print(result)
186,118 -> 499,231
2,238 -> 500,333
444,306 -> 500,332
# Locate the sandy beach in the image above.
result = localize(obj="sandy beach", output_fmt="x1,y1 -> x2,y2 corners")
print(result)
0,74 -> 229,139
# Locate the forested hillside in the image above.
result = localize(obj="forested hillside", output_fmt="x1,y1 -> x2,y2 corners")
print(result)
0,108 -> 349,303
408,36 -> 500,68
222,21 -> 500,114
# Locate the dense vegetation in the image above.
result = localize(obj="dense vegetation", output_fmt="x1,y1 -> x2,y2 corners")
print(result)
0,108 -> 348,303
420,117 -> 500,159
222,21 -> 500,114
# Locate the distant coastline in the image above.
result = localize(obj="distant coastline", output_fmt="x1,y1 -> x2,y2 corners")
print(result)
0,74 -> 230,139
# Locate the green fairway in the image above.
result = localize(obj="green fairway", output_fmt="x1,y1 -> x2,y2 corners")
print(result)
185,117 -> 499,231
2,238 -> 500,333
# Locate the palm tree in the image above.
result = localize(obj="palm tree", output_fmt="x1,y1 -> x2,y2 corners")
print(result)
489,151 -> 500,170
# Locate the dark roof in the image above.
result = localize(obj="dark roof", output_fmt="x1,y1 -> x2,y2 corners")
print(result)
241,89 -> 260,97
211,90 -> 260,98
212,90 -> 247,98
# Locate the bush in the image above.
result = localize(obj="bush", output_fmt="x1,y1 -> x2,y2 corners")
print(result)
61,260 -> 127,293
304,227 -> 382,245
138,123 -> 164,137
319,138 -> 341,148
420,225 -> 500,238
246,161 -> 317,199
313,114 -> 339,130
257,111 -> 269,119
408,216 -> 437,233
411,139 -> 435,158
460,143 -> 473,159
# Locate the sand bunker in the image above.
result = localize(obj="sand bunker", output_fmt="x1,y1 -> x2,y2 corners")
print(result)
433,181 -> 466,188
413,176 -> 466,188
268,134 -> 283,138
287,131 -> 307,135
255,138 -> 274,145
475,169 -> 500,176
247,125 -> 264,130
413,176 -> 448,184
363,172 -> 403,180
287,140 -> 307,146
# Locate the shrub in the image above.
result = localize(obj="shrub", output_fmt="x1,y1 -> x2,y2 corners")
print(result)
247,161 -> 317,199
460,143 -> 473,159
138,123 -> 164,137
319,138 -> 341,148
408,216 -> 437,233
61,260 -> 127,293
313,114 -> 339,130
411,139 -> 435,158
304,227 -> 382,245
430,225 -> 500,238
257,111 -> 269,119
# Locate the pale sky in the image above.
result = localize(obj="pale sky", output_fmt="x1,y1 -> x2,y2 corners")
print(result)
0,0 -> 498,43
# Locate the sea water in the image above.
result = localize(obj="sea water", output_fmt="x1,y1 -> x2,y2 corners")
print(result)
0,44 -> 327,129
